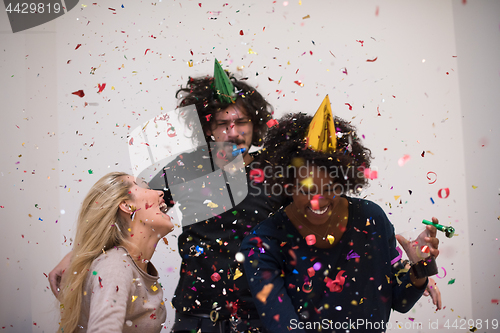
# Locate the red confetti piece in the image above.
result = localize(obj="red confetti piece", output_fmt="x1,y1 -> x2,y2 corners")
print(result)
129,137 -> 134,145
366,57 -> 378,62
492,299 -> 499,304
211,272 -> 221,282
99,276 -> 103,288
268,77 -> 274,81
97,83 -> 106,93
437,188 -> 450,199
239,30 -> 244,35
145,203 -> 153,210
75,44 -> 82,50
198,3 -> 202,7
356,40 -> 364,47
108,7 -> 116,11
294,80 -> 304,87
144,48 -> 151,55
426,171 -> 437,184
72,90 -> 85,98
309,51 -> 313,55
324,270 -> 346,293
266,119 -> 278,128
249,168 -> 264,183
345,103 -> 352,111
205,114 -> 212,121
375,6 -> 379,16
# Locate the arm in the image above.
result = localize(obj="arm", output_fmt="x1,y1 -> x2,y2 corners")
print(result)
48,251 -> 72,298
86,254 -> 134,333
241,236 -> 306,333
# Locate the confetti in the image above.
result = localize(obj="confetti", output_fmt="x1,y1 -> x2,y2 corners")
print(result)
327,235 -> 335,244
437,188 -> 450,199
345,103 -> 353,110
398,154 -> 411,166
97,83 -> 106,93
211,272 -> 221,282
249,168 -> 264,183
239,30 -> 244,35
72,90 -> 85,98
88,169 -> 93,174
447,278 -> 456,285
325,270 -> 345,292
256,283 -> 274,304
266,119 -> 278,128
363,168 -> 378,180
305,234 -> 316,246
366,57 -> 378,62
294,80 -> 304,87
426,171 -> 437,184
75,44 -> 82,50
436,266 -> 447,279
390,246 -> 403,265
346,250 -> 360,260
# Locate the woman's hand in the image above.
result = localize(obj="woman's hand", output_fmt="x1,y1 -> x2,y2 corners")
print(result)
424,277 -> 442,310
48,251 -> 72,298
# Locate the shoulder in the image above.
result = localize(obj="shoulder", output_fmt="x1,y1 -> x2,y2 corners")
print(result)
91,247 -> 134,276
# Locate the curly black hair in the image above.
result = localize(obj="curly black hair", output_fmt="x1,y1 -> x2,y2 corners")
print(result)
176,71 -> 273,147
258,112 -> 373,194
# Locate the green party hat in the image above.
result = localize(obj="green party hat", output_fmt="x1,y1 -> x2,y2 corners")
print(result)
214,59 -> 236,103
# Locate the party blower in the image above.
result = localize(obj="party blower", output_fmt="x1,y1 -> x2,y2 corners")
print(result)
422,219 -> 455,238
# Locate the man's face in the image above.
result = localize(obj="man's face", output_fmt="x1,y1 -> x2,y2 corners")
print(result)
207,104 -> 253,161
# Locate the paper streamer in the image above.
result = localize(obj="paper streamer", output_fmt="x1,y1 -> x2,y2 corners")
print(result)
438,188 -> 450,199
436,266 -> 447,279
426,171 -> 437,184
391,246 -> 403,265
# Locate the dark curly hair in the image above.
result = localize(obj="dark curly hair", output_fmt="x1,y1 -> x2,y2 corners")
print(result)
176,72 -> 273,147
258,112 -> 373,194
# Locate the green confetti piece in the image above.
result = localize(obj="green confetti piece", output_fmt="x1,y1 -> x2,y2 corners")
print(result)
88,169 -> 93,174
448,278 -> 456,285
92,271 -> 98,275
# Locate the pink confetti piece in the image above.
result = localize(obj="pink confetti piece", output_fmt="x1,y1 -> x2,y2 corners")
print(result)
390,246 -> 403,265
310,195 -> 321,210
363,168 -> 378,180
305,234 -> 316,246
398,154 -> 411,167
346,249 -> 360,260
211,272 -> 221,282
436,266 -> 447,279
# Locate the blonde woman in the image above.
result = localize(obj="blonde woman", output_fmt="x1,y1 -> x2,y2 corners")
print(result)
57,172 -> 174,333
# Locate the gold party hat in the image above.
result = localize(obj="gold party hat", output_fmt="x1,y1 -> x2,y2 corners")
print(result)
305,95 -> 337,152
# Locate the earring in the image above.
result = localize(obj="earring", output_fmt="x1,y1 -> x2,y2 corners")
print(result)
210,135 -> 216,141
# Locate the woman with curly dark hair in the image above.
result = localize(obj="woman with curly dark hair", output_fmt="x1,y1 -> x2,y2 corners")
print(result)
241,96 -> 441,332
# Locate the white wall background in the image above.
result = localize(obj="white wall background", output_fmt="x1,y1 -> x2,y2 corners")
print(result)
0,0 -> 498,332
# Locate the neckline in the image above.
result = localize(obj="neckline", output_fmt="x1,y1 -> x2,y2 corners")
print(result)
114,246 -> 159,279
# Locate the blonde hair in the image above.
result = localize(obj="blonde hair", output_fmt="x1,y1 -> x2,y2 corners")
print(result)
58,172 -> 133,333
